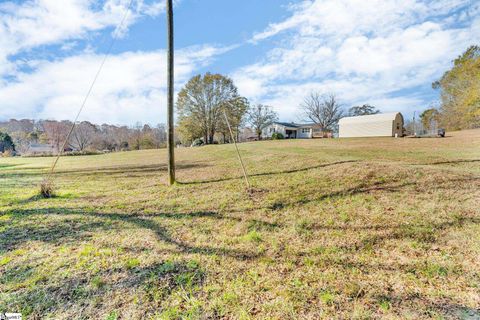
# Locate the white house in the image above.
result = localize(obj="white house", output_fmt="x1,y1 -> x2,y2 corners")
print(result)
339,113 -> 404,138
262,122 -> 332,139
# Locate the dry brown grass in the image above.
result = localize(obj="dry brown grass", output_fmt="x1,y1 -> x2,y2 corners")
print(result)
0,129 -> 479,319
39,178 -> 55,198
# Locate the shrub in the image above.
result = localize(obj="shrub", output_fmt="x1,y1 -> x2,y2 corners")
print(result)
0,131 -> 15,153
39,178 -> 55,198
271,132 -> 284,140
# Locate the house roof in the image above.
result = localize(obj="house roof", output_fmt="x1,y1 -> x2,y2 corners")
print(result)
339,112 -> 403,124
29,144 -> 54,152
274,121 -> 299,128
273,122 -> 316,128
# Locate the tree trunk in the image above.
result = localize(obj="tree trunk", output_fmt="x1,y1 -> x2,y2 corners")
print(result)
209,129 -> 215,144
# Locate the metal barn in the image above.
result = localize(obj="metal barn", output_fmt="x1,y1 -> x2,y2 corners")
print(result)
339,112 -> 404,138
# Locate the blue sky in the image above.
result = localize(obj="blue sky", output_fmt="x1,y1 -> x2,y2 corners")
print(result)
0,0 -> 479,125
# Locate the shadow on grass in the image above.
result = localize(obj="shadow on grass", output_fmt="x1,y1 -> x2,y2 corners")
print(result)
0,208 -> 264,260
177,160 -> 359,185
345,215 -> 480,251
55,161 -> 210,177
283,175 -> 480,208
370,293 -> 480,319
0,217 -> 111,253
0,164 -> 22,169
2,259 -> 206,319
13,193 -> 76,205
0,161 -> 211,180
0,206 -> 280,317
2,200 -> 478,317
426,159 -> 480,165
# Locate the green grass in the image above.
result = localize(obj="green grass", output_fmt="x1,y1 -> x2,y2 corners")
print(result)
1,129 -> 479,319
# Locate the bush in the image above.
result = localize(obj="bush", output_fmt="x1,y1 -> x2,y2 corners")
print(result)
0,131 -> 15,153
271,132 -> 284,140
39,178 -> 55,198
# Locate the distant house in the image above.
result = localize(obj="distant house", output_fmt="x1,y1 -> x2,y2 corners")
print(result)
339,112 -> 404,138
262,122 -> 332,139
27,143 -> 55,155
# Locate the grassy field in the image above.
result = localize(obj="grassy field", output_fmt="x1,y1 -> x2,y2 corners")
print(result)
1,130 -> 479,319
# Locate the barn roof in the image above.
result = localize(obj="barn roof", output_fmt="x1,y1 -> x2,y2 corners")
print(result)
339,112 -> 403,124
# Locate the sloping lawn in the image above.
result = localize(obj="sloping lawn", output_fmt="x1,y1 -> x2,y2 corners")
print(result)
1,130 -> 479,319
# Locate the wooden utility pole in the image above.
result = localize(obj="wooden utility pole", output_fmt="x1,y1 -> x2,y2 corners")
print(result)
166,0 -> 175,185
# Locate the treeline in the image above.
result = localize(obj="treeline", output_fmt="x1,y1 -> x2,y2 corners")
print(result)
0,119 -> 167,155
4,46 -> 476,155
431,45 -> 480,130
0,73 -> 377,155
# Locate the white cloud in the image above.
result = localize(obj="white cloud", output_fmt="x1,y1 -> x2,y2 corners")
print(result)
0,45 -> 230,124
1,0 -> 478,125
0,0 -> 165,77
0,0 -> 205,125
237,0 -> 479,120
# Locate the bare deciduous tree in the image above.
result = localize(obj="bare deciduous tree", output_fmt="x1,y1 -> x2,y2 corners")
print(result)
1,118 -> 168,154
70,121 -> 96,151
247,104 -> 278,140
130,122 -> 143,150
152,124 -> 167,148
43,120 -> 71,152
348,104 -> 380,116
301,93 -> 344,131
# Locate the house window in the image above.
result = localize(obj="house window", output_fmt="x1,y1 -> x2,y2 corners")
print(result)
301,128 -> 311,133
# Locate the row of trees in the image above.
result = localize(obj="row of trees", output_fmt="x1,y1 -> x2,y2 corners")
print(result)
178,45 -> 480,142
0,119 -> 167,155
176,73 -> 382,145
176,73 -> 281,144
2,74 -> 388,155
4,45 -> 477,154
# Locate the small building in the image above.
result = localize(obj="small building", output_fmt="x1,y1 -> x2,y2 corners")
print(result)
27,143 -> 55,155
262,122 -> 332,139
339,112 -> 404,138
